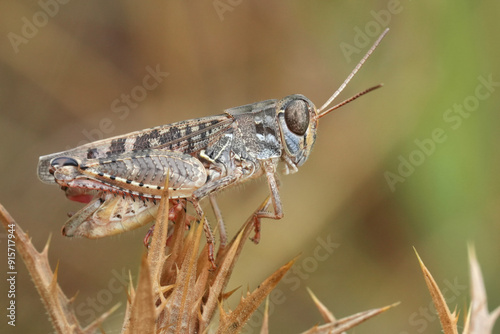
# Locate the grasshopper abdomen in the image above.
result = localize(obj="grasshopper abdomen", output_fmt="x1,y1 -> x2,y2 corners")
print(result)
52,150 -> 208,201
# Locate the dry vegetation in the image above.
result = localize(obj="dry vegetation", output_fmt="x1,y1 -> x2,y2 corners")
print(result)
1,187 -> 498,333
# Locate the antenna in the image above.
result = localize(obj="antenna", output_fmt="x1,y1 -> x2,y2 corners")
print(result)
317,27 -> 389,116
317,84 -> 383,119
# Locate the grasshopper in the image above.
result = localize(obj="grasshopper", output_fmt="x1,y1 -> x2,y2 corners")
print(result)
37,29 -> 388,268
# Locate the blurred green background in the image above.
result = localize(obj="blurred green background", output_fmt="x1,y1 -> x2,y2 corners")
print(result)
1,1 -> 499,333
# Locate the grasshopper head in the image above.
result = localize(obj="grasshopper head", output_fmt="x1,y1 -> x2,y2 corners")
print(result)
278,28 -> 389,172
276,86 -> 382,170
277,84 -> 382,172
277,94 -> 318,168
49,157 -> 81,183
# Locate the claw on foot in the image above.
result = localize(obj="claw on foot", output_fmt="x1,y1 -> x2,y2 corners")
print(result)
207,242 -> 217,270
250,216 -> 261,244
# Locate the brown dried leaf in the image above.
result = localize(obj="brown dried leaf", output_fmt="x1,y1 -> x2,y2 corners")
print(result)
161,209 -> 188,287
201,223 -> 245,329
221,286 -> 241,302
158,219 -> 204,333
211,203 -> 259,284
216,256 -> 297,334
414,248 -> 459,334
191,245 -> 210,330
306,288 -> 336,323
300,302 -> 398,334
121,272 -> 135,333
259,297 -> 269,334
464,245 -> 500,334
148,185 -> 170,296
200,200 -> 266,332
302,288 -> 397,334
0,203 -> 117,333
123,254 -> 156,334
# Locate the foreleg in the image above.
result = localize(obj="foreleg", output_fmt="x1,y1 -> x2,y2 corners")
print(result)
250,160 -> 283,243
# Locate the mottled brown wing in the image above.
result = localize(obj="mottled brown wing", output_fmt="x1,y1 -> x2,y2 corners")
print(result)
37,114 -> 233,184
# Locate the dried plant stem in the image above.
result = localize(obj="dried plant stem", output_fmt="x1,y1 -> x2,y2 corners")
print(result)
0,203 -> 118,333
414,249 -> 459,334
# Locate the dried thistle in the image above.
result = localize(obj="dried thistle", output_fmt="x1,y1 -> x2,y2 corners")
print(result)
300,288 -> 398,334
0,204 -> 118,334
0,187 -> 395,333
415,247 -> 500,334
121,189 -> 297,333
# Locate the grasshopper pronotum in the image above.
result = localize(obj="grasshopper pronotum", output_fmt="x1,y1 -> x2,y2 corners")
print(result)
38,28 -> 389,268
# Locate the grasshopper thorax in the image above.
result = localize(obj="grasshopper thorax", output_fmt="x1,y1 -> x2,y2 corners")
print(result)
276,94 -> 318,169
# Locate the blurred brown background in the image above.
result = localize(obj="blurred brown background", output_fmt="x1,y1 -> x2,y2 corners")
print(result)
1,1 -> 499,333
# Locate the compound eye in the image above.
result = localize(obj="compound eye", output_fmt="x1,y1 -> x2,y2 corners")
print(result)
284,99 -> 309,136
51,157 -> 79,167
49,157 -> 79,174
